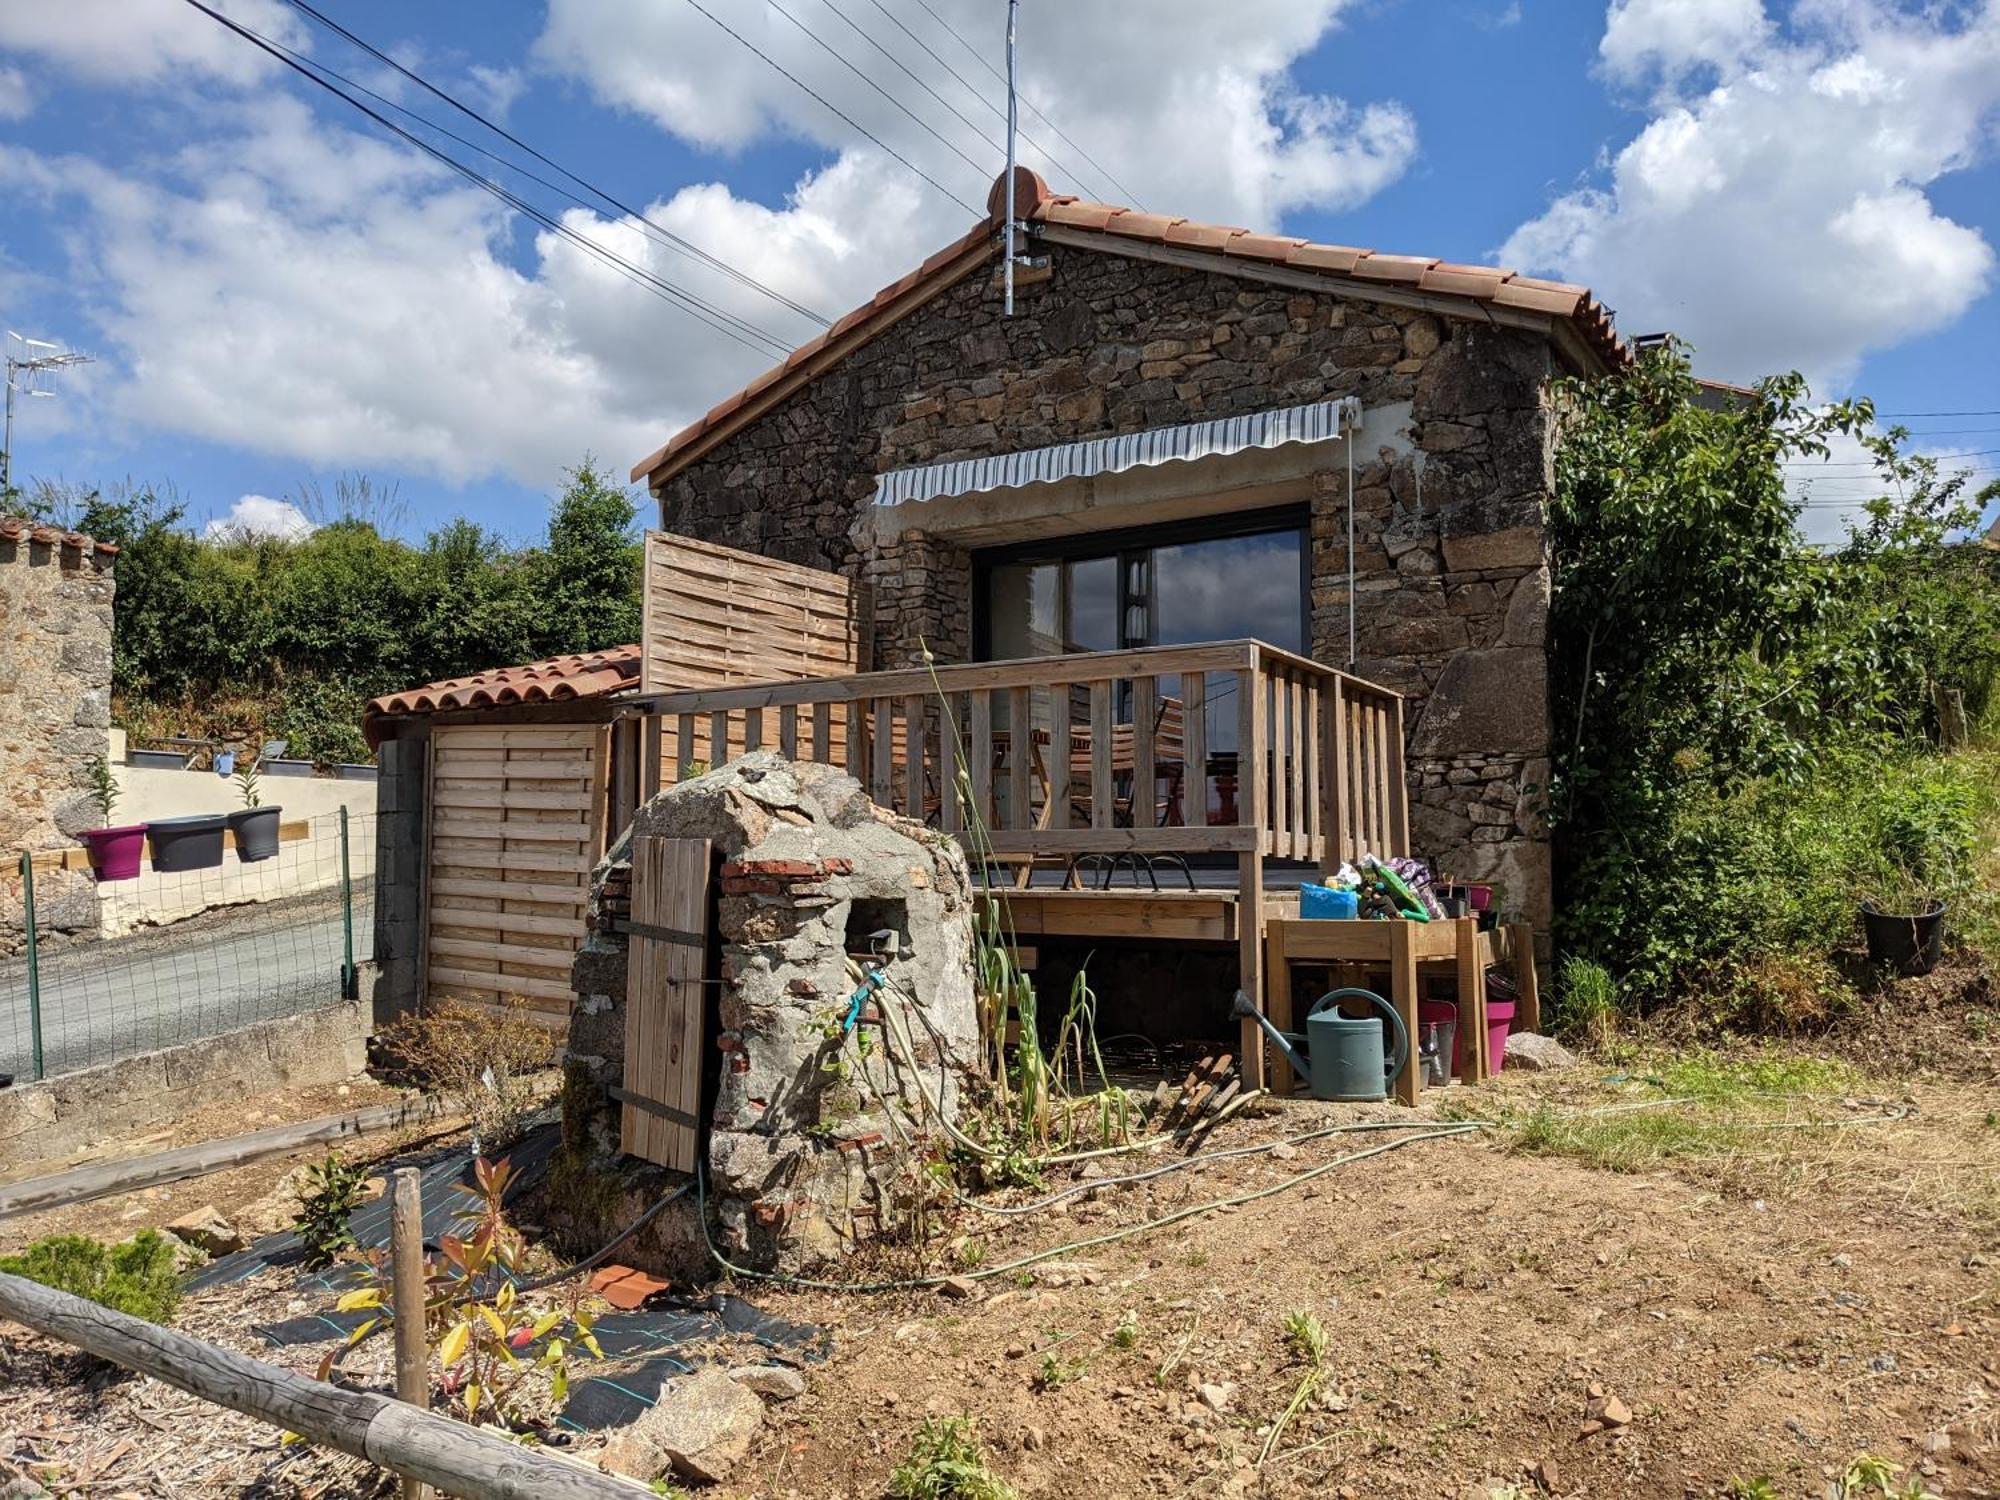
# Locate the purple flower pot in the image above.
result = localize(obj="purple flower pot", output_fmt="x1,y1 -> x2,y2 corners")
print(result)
80,824 -> 148,881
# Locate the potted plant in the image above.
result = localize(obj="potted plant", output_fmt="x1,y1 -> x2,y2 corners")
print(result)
1859,866 -> 1948,977
77,754 -> 148,881
226,757 -> 283,862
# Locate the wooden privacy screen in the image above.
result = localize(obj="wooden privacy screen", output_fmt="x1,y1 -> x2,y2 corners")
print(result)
424,723 -> 611,1031
620,834 -> 712,1172
641,531 -> 869,695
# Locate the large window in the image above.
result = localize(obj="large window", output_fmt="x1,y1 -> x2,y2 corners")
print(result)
976,511 -> 1306,826
977,509 -> 1306,662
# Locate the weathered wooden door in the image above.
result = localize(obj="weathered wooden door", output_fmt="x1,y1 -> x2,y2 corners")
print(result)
619,834 -> 713,1172
423,722 -> 611,1032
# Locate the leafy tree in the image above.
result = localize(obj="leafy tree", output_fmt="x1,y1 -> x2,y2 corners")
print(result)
1549,341 -> 1999,998
532,457 -> 642,657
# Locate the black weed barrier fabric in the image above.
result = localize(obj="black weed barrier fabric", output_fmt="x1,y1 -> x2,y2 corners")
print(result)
183,1124 -> 822,1431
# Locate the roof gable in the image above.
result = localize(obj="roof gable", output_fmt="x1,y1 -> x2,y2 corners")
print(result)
632,169 -> 1626,489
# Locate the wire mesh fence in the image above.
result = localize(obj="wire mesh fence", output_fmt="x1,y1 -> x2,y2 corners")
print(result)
1,808 -> 374,1084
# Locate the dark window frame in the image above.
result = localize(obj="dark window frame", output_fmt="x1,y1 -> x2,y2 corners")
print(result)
970,503 -> 1312,661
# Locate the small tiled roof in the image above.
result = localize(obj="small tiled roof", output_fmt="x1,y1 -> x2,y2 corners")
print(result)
0,515 -> 121,556
632,168 -> 1628,487
363,644 -> 641,745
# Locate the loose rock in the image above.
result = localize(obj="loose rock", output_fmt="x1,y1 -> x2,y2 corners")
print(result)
164,1205 -> 245,1258
728,1364 -> 807,1402
1504,1033 -> 1578,1071
599,1367 -> 764,1484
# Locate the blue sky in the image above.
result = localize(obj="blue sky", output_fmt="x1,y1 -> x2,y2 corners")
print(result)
2,0 -> 1996,546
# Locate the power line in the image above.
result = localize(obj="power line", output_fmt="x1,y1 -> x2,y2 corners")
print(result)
178,0 -> 796,360
1873,409 -> 2000,418
815,0 -> 1007,163
902,0 -> 1147,209
761,0 -> 990,182
275,0 -> 833,328
851,0 -> 1111,200
681,0 -> 982,217
1784,447 -> 2000,468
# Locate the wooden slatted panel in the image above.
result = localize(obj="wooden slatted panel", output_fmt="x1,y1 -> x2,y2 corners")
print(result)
424,722 -> 609,1031
621,835 -> 712,1173
641,531 -> 869,692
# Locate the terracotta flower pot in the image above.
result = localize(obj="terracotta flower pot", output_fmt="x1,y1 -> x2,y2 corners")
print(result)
80,824 -> 148,881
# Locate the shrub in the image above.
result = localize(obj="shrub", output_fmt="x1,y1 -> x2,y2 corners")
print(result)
293,1149 -> 371,1268
375,997 -> 557,1148
0,1231 -> 182,1323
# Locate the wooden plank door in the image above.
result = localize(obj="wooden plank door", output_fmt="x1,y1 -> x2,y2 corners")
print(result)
620,834 -> 713,1172
423,722 -> 611,1033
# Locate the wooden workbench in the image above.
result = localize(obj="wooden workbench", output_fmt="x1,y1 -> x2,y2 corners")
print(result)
1262,916 -> 1539,1105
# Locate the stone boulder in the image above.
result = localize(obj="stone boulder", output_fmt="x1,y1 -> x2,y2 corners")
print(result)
599,1367 -> 765,1484
1503,1032 -> 1577,1072
165,1205 -> 245,1258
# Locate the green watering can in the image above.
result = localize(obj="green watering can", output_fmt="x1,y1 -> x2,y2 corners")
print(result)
1232,987 -> 1409,1102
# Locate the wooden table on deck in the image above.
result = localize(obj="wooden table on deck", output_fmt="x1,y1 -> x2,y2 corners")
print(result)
1261,916 -> 1540,1106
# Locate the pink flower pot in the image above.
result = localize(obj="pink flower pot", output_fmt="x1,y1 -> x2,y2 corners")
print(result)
80,824 -> 148,881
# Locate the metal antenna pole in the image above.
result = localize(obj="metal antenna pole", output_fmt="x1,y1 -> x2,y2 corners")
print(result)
2,335 -> 94,499
1003,0 -> 1019,317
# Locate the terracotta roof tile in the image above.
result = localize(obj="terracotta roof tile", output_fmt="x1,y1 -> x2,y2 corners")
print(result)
1349,252 -> 1437,285
631,168 -> 1629,485
1223,231 -> 1310,261
363,644 -> 641,745
0,515 -> 120,556
1283,243 -> 1365,275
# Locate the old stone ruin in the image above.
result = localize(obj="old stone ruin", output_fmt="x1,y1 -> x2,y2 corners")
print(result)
560,753 -> 979,1278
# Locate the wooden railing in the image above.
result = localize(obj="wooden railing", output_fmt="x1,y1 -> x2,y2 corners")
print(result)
629,640 -> 1407,871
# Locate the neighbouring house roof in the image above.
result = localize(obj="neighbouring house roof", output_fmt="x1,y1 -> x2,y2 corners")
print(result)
632,168 -> 1629,490
875,396 -> 1359,508
0,516 -> 121,556
363,644 -> 641,746
1986,512 -> 2000,549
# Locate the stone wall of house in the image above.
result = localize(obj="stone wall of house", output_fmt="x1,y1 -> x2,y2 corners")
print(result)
657,243 -> 1555,925
0,526 -> 117,951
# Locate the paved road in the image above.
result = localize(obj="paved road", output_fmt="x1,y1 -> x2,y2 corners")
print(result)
0,890 -> 376,1083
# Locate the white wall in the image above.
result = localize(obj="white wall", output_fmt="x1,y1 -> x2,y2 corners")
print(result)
112,761 -> 376,825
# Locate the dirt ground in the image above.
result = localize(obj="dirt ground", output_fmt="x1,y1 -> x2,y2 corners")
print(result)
1,1004 -> 1996,1498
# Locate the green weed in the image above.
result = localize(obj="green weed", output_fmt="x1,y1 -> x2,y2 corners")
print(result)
888,1416 -> 1017,1500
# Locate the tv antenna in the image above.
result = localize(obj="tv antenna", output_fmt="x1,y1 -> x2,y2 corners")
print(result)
3,333 -> 94,498
1002,0 -> 1023,316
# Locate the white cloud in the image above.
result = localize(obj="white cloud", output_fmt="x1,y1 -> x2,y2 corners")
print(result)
205,494 -> 315,540
1505,1 -> 2000,387
534,0 -> 1416,229
0,97 -> 684,489
0,65 -> 33,121
0,0 -> 307,85
1599,0 -> 1769,87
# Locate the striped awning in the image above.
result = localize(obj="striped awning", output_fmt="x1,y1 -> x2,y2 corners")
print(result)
872,396 -> 1360,508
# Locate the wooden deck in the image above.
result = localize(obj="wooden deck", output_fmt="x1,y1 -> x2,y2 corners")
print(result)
626,638 -> 1497,1096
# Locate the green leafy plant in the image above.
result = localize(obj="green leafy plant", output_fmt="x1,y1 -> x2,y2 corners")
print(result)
1549,339 -> 2000,1006
1726,1476 -> 1780,1499
84,753 -> 119,826
1258,1310 -> 1331,1464
1840,1454 -> 1939,1499
888,1416 -> 1018,1500
323,1157 -> 599,1429
233,755 -> 262,808
1110,1311 -> 1139,1350
292,1149 -> 370,1268
1034,1349 -> 1086,1392
0,1231 -> 182,1323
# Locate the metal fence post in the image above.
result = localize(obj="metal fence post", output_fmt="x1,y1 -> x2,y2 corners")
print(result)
19,851 -> 44,1081
339,806 -> 358,1001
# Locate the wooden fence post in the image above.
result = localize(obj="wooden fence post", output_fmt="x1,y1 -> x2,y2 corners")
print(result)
391,1168 -> 431,1500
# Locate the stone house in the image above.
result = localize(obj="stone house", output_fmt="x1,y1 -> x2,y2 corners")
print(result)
627,169 -> 1630,931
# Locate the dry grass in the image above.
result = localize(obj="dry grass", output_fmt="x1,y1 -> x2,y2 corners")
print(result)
373,997 -> 557,1147
1487,1048 -> 2000,1230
